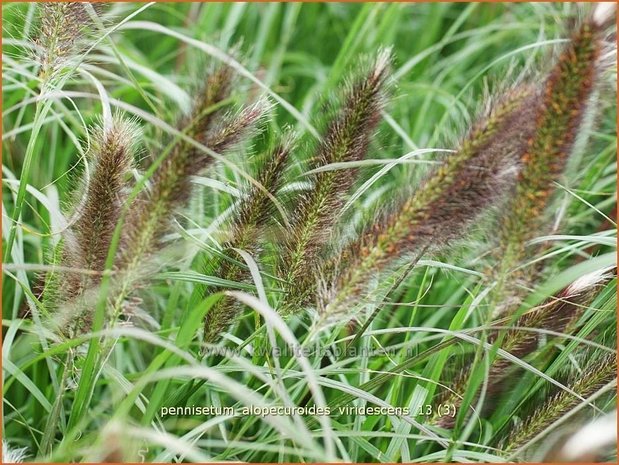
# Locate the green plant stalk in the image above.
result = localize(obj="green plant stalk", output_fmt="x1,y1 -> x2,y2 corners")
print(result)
65,252 -> 114,432
139,294 -> 222,425
3,94 -> 72,424
4,98 -> 49,262
39,351 -> 74,456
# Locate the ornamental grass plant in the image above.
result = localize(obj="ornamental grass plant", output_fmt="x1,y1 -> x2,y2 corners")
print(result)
2,2 -> 617,463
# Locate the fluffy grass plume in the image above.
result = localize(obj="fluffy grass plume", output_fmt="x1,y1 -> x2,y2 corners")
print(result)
34,2 -> 104,79
319,86 -> 537,322
434,267 -> 615,428
69,118 -> 138,286
2,3 -> 616,462
492,6 -> 612,312
501,351 -> 617,457
115,69 -> 268,303
277,49 -> 391,314
203,138 -> 293,343
434,4 -> 615,428
2,441 -> 28,463
42,117 -> 137,334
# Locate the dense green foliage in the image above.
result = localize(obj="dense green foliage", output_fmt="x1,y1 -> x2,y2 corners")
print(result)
2,2 -> 616,463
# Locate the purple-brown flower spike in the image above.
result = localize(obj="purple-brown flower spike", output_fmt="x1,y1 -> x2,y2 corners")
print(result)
433,267 -> 614,429
493,6 -> 613,311
34,2 -> 104,79
319,86 -> 538,323
203,137 -> 294,344
45,116 -> 138,334
118,97 -> 270,284
278,49 -> 392,314
71,118 -> 139,280
110,61 -> 269,319
501,351 -> 617,457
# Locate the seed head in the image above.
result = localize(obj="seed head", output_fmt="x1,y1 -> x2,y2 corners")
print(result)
319,87 -> 537,322
434,267 -> 614,428
34,2 -> 104,79
493,11 -> 611,312
118,83 -> 269,278
501,351 -> 617,456
278,50 -> 392,313
203,138 -> 294,344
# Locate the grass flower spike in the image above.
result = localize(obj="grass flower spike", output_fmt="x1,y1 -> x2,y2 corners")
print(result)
434,267 -> 615,428
501,351 -> 617,457
434,4 -> 615,429
34,2 -> 103,79
278,49 -> 391,313
44,116 -> 137,334
492,7 -> 611,312
203,138 -> 293,343
116,67 -> 268,302
319,86 -> 537,322
2,4 -> 615,462
69,118 -> 138,284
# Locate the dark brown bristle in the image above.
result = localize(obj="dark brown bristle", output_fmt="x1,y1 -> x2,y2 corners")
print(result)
278,50 -> 392,314
493,16 -> 606,313
434,268 -> 614,429
203,138 -> 294,343
501,351 -> 617,456
320,86 -> 537,321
